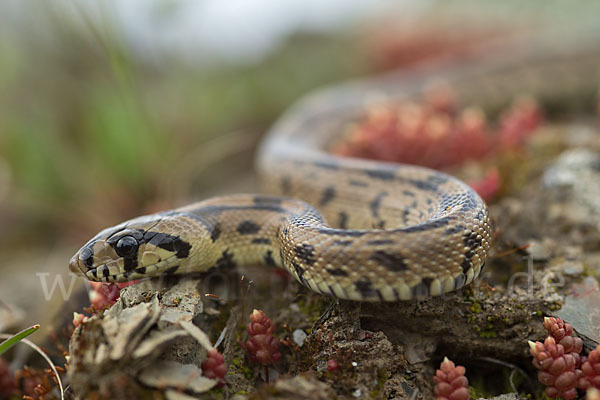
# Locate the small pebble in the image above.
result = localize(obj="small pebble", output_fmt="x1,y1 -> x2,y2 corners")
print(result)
292,329 -> 307,347
562,261 -> 584,276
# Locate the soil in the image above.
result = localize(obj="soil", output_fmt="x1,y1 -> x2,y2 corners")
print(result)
66,123 -> 600,399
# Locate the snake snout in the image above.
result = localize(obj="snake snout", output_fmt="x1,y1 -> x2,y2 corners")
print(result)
69,253 -> 84,275
69,244 -> 96,276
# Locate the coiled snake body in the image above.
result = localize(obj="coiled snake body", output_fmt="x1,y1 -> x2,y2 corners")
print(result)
69,115 -> 491,302
72,38 -> 600,301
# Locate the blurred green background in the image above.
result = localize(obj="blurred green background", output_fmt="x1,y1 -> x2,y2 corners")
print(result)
0,3 -> 372,252
1,0 -> 599,330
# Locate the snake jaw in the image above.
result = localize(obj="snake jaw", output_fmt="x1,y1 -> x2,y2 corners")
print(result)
79,253 -> 181,283
68,253 -> 84,276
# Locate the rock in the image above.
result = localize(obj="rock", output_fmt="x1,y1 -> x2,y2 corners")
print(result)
482,394 -> 521,400
292,329 -> 307,347
139,360 -> 216,393
543,148 -> 600,227
554,277 -> 600,348
271,374 -> 338,400
68,278 -> 221,398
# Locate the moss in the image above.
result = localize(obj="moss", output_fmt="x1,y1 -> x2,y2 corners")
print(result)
296,294 -> 327,324
228,355 -> 253,380
583,262 -> 598,278
469,301 -> 482,314
242,366 -> 253,380
370,368 -> 389,398
468,376 -> 493,400
479,330 -> 497,338
549,301 -> 563,311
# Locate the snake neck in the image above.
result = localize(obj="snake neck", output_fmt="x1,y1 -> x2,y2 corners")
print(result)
170,194 -> 319,277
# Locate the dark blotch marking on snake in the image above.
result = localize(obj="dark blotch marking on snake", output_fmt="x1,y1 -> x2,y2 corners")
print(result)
365,169 -> 395,181
401,217 -> 451,233
136,267 -> 146,275
476,210 -> 486,221
338,211 -> 348,229
281,176 -> 291,194
123,257 -> 138,272
165,266 -> 179,275
370,191 -> 388,218
317,228 -> 369,237
216,249 -> 236,270
454,272 -> 466,289
374,220 -> 386,229
333,239 -> 353,246
252,238 -> 271,245
461,190 -> 480,212
460,230 -> 483,273
402,209 -> 410,225
464,231 -> 483,250
410,180 -> 436,191
354,278 -> 382,300
294,243 -> 316,266
460,250 -> 475,274
102,267 -> 110,278
253,195 -> 282,206
237,220 -> 261,235
209,223 -> 222,242
264,250 -> 275,266
412,277 -> 432,297
410,175 -> 448,192
148,232 -> 192,259
367,239 -> 395,245
444,225 -> 465,235
348,179 -> 368,187
440,193 -> 463,211
313,160 -> 339,170
370,250 -> 408,272
327,267 -> 348,277
291,261 -> 309,286
80,246 -> 94,268
142,230 -> 159,242
440,192 -> 479,214
320,186 -> 336,206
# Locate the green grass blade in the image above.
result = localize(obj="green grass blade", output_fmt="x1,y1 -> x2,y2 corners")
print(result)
0,324 -> 40,357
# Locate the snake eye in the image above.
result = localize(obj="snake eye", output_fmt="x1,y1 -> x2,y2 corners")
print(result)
115,236 -> 139,258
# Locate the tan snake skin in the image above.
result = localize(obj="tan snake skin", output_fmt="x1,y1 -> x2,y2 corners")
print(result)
69,37 -> 600,301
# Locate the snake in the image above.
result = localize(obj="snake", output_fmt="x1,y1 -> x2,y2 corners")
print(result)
68,36 -> 600,302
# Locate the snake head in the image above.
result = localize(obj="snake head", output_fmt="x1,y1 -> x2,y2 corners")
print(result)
69,214 -> 194,283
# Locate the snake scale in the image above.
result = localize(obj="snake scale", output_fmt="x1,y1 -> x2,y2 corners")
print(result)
69,36 -> 600,301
